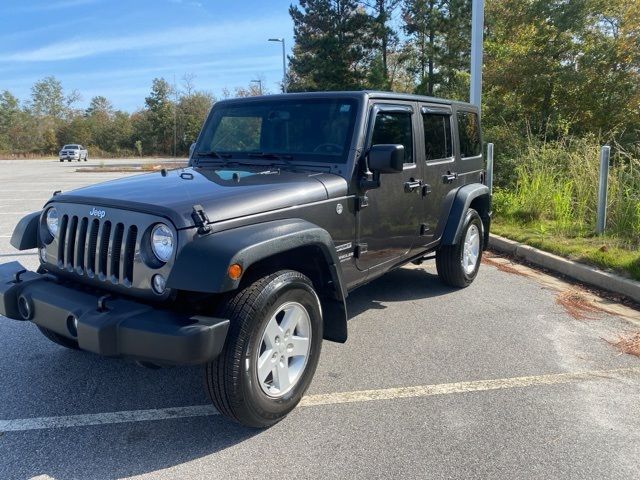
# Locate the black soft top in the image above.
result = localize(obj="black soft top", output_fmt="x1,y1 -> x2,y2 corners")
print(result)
215,90 -> 477,111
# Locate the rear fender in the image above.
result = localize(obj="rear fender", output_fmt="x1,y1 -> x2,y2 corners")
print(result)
440,184 -> 491,247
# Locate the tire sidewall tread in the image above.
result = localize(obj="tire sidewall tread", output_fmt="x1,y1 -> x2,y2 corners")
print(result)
205,270 -> 323,428
436,208 -> 484,288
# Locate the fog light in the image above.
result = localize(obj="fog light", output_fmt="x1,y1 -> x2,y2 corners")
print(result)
152,274 -> 166,294
17,295 -> 33,320
67,315 -> 78,337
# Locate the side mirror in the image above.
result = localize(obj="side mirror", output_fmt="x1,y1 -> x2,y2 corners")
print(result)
368,144 -> 405,173
189,142 -> 196,158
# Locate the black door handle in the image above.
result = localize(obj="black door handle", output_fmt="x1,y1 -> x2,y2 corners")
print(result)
404,179 -> 422,193
442,172 -> 458,183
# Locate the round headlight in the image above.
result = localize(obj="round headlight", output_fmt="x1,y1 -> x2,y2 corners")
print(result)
151,224 -> 174,263
45,208 -> 59,236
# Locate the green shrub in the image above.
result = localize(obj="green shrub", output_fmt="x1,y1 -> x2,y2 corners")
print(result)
493,136 -> 640,245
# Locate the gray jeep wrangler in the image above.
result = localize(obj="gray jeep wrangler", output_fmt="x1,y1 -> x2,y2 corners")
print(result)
0,92 -> 490,427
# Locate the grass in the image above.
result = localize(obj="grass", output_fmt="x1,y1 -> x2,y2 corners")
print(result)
492,218 -> 640,281
490,135 -> 640,281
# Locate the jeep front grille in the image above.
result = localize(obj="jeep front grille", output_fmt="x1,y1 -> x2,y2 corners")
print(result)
57,214 -> 138,286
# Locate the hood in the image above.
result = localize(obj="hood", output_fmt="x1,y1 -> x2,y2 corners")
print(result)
52,166 -> 348,229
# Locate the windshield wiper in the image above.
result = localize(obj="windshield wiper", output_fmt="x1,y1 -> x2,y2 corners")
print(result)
247,152 -> 293,161
195,150 -> 231,159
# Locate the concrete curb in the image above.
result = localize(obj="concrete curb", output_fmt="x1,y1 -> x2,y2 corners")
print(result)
488,234 -> 640,304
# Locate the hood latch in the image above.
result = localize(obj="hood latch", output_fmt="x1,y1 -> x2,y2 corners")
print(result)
191,204 -> 212,235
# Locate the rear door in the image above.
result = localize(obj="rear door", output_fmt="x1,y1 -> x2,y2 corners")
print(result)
418,103 -> 458,243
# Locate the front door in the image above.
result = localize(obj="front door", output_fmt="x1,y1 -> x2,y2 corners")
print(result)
356,104 -> 424,271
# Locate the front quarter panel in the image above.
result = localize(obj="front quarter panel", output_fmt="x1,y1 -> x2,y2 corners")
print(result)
167,218 -> 344,295
10,211 -> 41,251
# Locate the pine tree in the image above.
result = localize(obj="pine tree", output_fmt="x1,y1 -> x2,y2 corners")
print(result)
288,0 -> 377,91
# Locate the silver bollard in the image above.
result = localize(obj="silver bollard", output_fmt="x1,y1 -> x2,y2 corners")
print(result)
486,143 -> 494,194
596,145 -> 611,234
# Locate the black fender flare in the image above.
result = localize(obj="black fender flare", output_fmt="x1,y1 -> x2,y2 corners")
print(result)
10,211 -> 41,251
440,184 -> 491,247
167,219 -> 348,343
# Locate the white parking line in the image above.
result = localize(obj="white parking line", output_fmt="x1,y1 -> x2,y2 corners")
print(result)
1,366 -> 639,433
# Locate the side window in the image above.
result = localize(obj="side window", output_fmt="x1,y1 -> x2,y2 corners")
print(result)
457,111 -> 481,158
371,111 -> 414,164
422,113 -> 452,161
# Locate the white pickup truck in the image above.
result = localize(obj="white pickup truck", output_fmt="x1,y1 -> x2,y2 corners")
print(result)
59,144 -> 88,162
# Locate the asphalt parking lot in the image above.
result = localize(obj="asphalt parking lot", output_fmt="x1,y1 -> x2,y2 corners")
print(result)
1,159 -> 640,480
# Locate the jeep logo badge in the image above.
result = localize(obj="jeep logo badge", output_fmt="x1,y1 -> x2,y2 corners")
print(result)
89,207 -> 106,219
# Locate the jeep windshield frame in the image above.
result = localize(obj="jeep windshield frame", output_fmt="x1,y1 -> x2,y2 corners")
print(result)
193,97 -> 359,166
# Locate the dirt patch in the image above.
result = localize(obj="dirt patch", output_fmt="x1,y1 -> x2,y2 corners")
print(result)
482,255 -> 529,277
556,289 -> 608,320
611,332 -> 640,357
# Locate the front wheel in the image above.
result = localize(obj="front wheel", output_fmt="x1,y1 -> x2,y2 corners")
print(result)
205,270 -> 323,428
436,208 -> 484,288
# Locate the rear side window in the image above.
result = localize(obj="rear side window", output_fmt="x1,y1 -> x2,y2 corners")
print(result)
371,111 -> 414,164
422,114 -> 452,161
457,111 -> 481,158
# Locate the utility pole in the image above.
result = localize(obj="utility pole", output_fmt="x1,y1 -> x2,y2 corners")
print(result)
173,73 -> 177,159
268,38 -> 287,93
470,0 -> 485,109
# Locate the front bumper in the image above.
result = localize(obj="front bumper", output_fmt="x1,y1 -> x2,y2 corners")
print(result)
0,262 -> 229,365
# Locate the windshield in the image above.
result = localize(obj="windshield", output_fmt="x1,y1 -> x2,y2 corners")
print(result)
196,98 -> 358,163
63,145 -> 79,149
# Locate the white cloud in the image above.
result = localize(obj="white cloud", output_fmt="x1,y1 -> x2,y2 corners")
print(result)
0,17 -> 289,63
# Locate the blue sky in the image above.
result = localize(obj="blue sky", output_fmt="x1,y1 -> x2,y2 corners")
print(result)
0,0 -> 295,111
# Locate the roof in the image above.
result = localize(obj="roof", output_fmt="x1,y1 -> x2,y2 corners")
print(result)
216,90 -> 477,109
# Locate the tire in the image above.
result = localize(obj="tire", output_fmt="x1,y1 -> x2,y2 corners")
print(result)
436,208 -> 484,288
37,326 -> 80,350
205,270 -> 323,428
84,155 -> 88,162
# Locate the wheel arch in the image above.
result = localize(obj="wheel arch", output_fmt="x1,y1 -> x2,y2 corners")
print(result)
440,183 -> 491,248
166,219 -> 348,343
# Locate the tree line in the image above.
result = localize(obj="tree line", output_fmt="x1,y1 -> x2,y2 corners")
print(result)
0,0 -> 637,161
289,0 -> 638,146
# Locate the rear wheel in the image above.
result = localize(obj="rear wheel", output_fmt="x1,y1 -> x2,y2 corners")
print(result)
37,326 -> 79,350
204,270 -> 323,428
436,208 -> 483,288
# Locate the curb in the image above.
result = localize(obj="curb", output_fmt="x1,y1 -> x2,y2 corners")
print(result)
488,234 -> 640,304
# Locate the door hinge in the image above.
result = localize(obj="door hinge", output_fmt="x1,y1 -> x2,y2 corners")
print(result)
357,195 -> 369,210
355,243 -> 368,258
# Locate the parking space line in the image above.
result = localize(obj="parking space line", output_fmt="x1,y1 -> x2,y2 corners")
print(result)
2,366 -> 639,433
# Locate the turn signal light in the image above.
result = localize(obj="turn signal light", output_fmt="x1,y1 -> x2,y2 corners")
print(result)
228,264 -> 243,280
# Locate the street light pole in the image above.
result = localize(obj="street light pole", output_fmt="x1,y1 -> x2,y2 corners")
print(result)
470,0 -> 485,109
250,79 -> 263,95
268,38 -> 287,93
